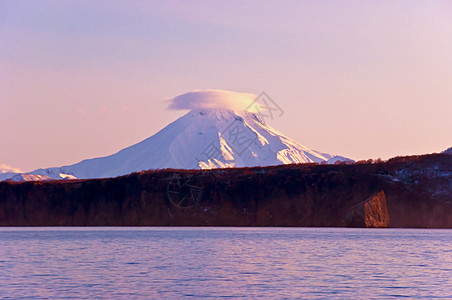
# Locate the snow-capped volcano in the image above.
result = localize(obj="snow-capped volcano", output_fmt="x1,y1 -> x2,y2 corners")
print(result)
2,90 -> 352,181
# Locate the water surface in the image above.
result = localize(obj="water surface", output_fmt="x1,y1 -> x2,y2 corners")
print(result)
0,227 -> 451,299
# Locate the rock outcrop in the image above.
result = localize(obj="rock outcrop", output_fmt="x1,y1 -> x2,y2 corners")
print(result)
364,191 -> 389,227
347,191 -> 390,228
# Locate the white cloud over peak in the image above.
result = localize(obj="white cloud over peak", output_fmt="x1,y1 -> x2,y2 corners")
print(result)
167,89 -> 257,112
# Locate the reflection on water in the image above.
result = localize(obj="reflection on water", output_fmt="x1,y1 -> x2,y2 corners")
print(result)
0,227 -> 451,299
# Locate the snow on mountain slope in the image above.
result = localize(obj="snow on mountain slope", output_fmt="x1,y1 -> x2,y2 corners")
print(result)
7,174 -> 53,182
0,165 -> 75,182
326,155 -> 355,164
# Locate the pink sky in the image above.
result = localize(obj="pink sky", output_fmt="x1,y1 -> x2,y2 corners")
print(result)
1,1 -> 451,172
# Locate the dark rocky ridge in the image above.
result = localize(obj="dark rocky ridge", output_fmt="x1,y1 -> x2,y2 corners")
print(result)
0,154 -> 451,227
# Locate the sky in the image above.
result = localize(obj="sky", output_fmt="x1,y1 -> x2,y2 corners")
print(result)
1,0 -> 451,172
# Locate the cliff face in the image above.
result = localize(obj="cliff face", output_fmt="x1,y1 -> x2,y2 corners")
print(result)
364,191 -> 390,228
346,191 -> 389,228
0,154 -> 451,227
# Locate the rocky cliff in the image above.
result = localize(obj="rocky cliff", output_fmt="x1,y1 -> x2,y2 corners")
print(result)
0,154 -> 451,227
346,191 -> 389,228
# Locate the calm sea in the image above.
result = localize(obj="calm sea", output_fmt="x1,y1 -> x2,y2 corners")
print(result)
0,227 -> 451,299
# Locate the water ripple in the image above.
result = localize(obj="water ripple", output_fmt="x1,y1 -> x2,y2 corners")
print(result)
0,227 -> 451,299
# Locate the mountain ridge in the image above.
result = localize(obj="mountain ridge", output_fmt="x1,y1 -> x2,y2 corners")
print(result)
1,153 -> 450,227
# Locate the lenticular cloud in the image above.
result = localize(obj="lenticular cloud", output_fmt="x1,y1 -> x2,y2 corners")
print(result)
167,89 -> 257,111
